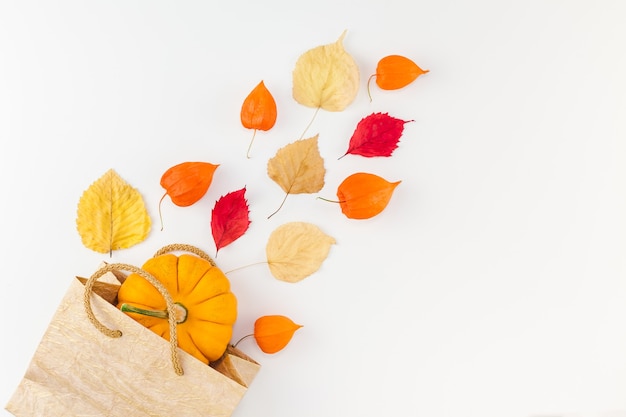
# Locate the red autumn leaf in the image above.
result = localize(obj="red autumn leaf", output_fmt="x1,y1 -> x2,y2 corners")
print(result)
341,112 -> 414,158
211,187 -> 251,255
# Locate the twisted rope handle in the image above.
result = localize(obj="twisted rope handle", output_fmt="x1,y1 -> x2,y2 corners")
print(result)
154,243 -> 216,266
83,263 -> 184,376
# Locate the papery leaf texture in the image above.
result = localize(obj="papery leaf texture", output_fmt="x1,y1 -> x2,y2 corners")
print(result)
211,187 -> 251,255
254,315 -> 303,354
266,222 -> 335,282
342,112 -> 414,158
337,172 -> 401,219
292,30 -> 360,112
266,135 -> 325,217
76,169 -> 151,254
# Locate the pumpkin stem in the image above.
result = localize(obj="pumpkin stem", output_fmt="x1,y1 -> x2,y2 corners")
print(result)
121,302 -> 188,324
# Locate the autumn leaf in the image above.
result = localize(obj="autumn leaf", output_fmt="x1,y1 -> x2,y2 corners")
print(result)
254,315 -> 303,354
292,30 -> 359,137
367,55 -> 429,101
76,169 -> 151,255
266,222 -> 335,282
211,187 -> 251,255
240,80 -> 277,158
341,112 -> 414,158
266,135 -> 325,218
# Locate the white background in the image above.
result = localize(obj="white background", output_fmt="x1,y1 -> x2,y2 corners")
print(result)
1,1 -> 626,416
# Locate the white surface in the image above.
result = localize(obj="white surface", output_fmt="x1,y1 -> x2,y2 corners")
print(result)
1,1 -> 625,416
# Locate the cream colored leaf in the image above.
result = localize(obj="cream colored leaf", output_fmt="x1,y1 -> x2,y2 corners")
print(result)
266,135 -> 325,218
292,30 -> 360,112
76,169 -> 151,254
266,222 -> 336,283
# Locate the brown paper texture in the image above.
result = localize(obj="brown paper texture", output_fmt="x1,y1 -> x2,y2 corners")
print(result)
6,276 -> 260,417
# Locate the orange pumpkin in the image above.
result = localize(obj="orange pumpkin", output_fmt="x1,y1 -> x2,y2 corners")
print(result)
117,252 -> 237,364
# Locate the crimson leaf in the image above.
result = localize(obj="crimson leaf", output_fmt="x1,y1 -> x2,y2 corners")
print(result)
211,187 -> 251,255
341,112 -> 413,158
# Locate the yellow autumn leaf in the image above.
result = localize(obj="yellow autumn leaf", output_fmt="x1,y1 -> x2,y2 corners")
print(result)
76,169 -> 151,255
292,30 -> 360,112
266,135 -> 325,218
266,222 -> 335,283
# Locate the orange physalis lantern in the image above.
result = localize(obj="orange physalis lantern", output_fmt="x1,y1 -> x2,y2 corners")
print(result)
336,172 -> 401,219
253,315 -> 302,354
240,80 -> 277,158
367,55 -> 429,100
158,161 -> 219,229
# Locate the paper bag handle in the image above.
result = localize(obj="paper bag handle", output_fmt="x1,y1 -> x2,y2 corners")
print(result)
83,263 -> 184,376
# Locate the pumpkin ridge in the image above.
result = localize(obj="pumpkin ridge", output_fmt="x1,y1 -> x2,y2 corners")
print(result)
185,321 -> 232,362
193,317 -> 236,325
176,254 -> 216,296
176,329 -> 208,363
174,256 -> 182,294
185,331 -> 205,361
184,266 -> 215,296
191,291 -> 232,306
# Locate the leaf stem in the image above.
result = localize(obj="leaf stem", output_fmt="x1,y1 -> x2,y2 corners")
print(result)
300,106 -> 320,140
267,191 -> 289,219
224,261 -> 268,275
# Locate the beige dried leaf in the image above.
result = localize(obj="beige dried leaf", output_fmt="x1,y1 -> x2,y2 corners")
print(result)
266,222 -> 335,283
76,169 -> 151,255
292,30 -> 360,112
266,135 -> 325,217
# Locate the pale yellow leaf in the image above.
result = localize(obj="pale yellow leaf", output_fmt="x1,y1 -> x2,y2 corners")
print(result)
266,135 -> 325,217
292,30 -> 360,112
76,169 -> 151,254
266,222 -> 336,283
